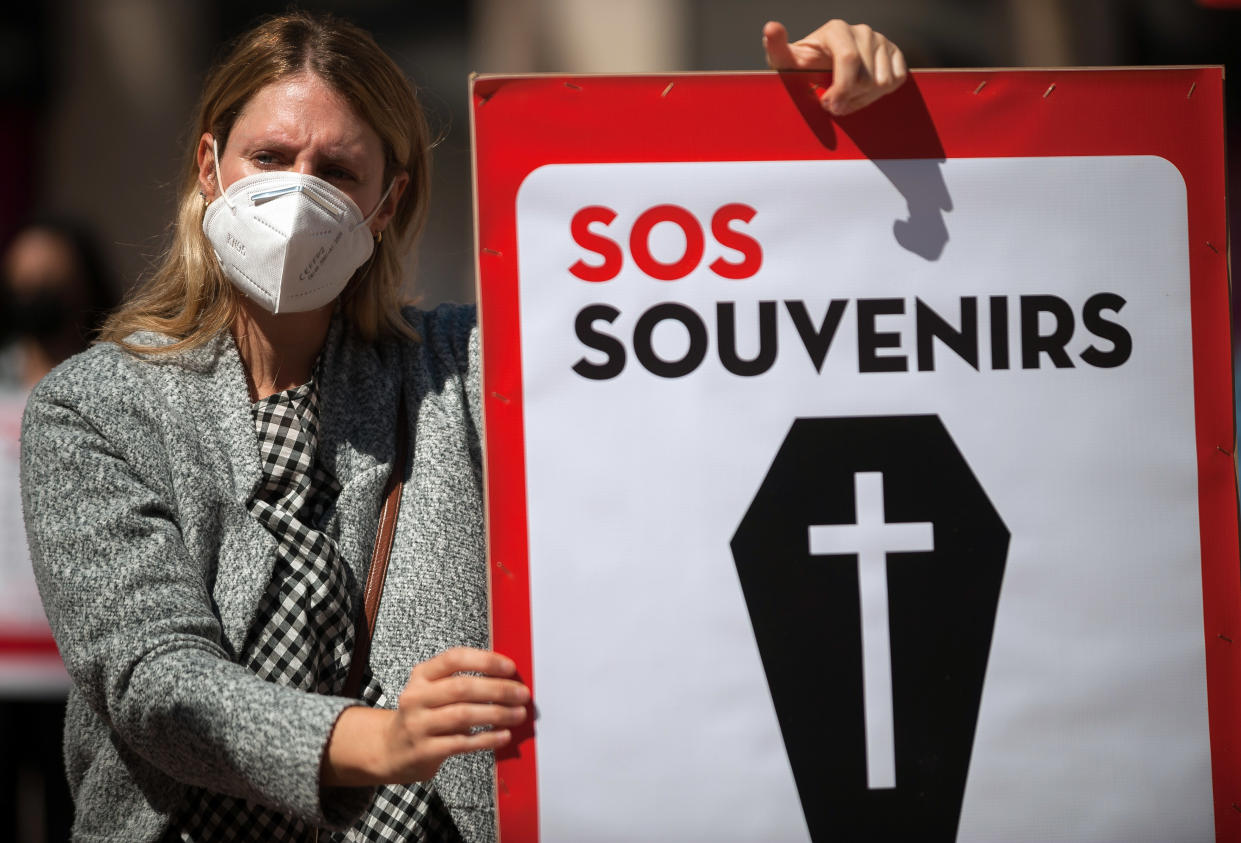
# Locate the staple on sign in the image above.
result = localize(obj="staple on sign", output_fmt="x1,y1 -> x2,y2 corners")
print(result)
1042,83 -> 1056,98
1207,241 -> 1220,254
661,82 -> 674,97
1219,633 -> 1235,643
481,247 -> 502,256
1187,82 -> 1197,99
490,390 -> 511,405
973,81 -> 987,95
564,81 -> 582,91
1218,444 -> 1234,456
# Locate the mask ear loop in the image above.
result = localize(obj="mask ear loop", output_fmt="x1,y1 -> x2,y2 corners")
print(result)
348,180 -> 398,293
211,138 -> 236,211
355,178 -> 398,234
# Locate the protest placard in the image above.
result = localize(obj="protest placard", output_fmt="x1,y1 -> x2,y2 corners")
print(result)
472,68 -> 1237,842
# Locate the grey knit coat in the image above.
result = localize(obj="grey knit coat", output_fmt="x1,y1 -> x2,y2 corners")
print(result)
20,305 -> 494,841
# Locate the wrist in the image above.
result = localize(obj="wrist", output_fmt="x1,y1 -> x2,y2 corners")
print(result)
322,705 -> 394,788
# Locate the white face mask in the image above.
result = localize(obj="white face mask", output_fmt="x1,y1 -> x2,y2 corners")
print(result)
202,141 -> 394,314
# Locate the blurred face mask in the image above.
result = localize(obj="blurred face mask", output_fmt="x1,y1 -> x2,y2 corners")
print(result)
0,287 -> 72,341
202,140 -> 394,314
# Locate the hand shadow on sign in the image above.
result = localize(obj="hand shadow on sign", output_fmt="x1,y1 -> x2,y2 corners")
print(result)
777,73 -> 952,261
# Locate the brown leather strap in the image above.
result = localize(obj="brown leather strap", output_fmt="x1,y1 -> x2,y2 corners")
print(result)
342,397 -> 407,699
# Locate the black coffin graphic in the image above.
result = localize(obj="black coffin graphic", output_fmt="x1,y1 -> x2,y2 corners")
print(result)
731,415 -> 1009,842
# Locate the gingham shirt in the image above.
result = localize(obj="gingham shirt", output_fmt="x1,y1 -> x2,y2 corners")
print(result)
174,377 -> 461,842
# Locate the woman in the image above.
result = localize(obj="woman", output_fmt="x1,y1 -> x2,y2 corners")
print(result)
20,11 -> 905,842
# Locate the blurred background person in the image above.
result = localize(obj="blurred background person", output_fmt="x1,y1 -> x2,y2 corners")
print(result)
0,216 -> 116,843
0,218 -> 118,390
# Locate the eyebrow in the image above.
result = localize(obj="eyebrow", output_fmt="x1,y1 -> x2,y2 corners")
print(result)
241,134 -> 371,163
243,143 -> 379,181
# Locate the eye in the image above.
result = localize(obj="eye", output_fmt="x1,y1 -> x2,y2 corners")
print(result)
321,166 -> 357,183
251,151 -> 283,168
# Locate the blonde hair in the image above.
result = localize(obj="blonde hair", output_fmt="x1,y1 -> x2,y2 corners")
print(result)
100,11 -> 431,352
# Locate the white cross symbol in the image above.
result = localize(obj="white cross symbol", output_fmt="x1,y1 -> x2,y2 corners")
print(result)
808,471 -> 935,790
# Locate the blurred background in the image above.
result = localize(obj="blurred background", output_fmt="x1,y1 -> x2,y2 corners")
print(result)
0,1 -> 1237,840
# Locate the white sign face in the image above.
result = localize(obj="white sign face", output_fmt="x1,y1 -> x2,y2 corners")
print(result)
0,389 -> 69,693
514,156 -> 1210,841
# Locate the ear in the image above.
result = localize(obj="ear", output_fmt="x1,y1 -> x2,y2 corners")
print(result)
196,133 -> 219,201
370,171 -> 411,237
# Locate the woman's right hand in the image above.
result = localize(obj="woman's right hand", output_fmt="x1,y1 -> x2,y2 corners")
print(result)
763,19 -> 907,116
323,647 -> 530,787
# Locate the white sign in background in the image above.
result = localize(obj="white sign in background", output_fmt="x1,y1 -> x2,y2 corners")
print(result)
515,157 -> 1209,841
0,389 -> 70,694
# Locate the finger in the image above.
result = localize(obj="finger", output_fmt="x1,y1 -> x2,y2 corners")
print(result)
412,647 -> 517,682
872,39 -> 894,89
848,25 -> 881,99
819,24 -> 864,113
840,43 -> 908,114
761,21 -> 796,70
891,46 -> 909,85
851,23 -> 877,65
426,729 -> 514,760
424,702 -> 528,737
390,729 -> 515,781
412,674 -> 531,709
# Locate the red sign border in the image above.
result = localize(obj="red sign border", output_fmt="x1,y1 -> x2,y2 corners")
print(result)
470,67 -> 1237,842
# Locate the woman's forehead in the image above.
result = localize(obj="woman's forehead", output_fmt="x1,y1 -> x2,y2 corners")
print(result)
230,73 -> 381,158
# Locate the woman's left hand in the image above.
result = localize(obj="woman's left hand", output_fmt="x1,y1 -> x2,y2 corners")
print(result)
762,19 -> 908,116
322,647 -> 529,788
